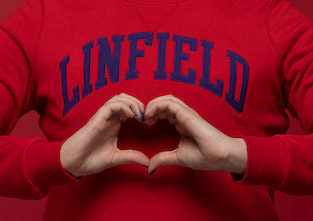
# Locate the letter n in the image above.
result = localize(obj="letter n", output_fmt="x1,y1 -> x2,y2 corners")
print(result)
96,36 -> 125,90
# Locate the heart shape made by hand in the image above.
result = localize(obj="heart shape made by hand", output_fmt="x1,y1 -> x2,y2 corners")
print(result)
60,94 -> 247,178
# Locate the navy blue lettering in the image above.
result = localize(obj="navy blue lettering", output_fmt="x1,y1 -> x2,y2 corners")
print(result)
126,32 -> 153,80
199,40 -> 224,97
82,41 -> 94,98
154,33 -> 169,80
225,51 -> 249,114
60,56 -> 79,116
96,35 -> 125,90
171,35 -> 197,85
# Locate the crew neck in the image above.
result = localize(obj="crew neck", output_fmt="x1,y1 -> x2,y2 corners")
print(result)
124,0 -> 188,5
124,0 -> 187,32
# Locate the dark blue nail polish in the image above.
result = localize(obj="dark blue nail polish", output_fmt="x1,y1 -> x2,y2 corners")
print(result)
140,110 -> 146,122
149,169 -> 156,175
143,165 -> 148,168
131,110 -> 137,117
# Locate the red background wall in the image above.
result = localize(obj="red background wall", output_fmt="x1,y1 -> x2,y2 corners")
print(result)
0,0 -> 313,220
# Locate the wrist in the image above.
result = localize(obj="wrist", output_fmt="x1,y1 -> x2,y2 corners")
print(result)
60,140 -> 83,178
222,138 -> 248,174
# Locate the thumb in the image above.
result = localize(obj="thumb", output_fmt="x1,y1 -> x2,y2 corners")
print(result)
148,150 -> 180,174
113,149 -> 150,168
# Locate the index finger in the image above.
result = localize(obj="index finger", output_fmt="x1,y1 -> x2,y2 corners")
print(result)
144,99 -> 196,127
146,95 -> 199,117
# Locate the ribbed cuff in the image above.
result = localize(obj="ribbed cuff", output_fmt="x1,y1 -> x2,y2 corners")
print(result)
233,136 -> 287,189
26,138 -> 81,193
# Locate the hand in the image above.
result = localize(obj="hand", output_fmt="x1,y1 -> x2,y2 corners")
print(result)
60,93 -> 149,178
144,95 -> 248,175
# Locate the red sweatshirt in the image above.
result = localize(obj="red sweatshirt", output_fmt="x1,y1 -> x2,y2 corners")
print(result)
1,0 -> 313,220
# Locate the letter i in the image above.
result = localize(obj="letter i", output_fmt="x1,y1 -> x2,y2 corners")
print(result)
82,41 -> 94,98
154,33 -> 169,80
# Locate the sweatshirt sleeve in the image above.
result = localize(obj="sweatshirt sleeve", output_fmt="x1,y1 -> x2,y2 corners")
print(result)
0,0 -> 78,200
236,0 -> 313,195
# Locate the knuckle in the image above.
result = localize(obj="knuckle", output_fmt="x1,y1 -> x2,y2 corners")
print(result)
158,153 -> 166,166
105,101 -> 116,110
110,152 -> 119,166
110,95 -> 119,101
183,115 -> 194,126
168,94 -> 176,100
105,101 -> 113,106
127,150 -> 137,161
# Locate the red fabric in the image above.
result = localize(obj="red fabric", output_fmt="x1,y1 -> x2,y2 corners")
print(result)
0,0 -> 313,220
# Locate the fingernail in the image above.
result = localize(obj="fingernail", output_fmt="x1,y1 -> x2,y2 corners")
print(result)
149,169 -> 156,175
143,165 -> 148,168
131,110 -> 138,117
140,110 -> 146,122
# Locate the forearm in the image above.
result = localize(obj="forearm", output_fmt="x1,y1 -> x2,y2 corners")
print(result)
0,136 -> 78,199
